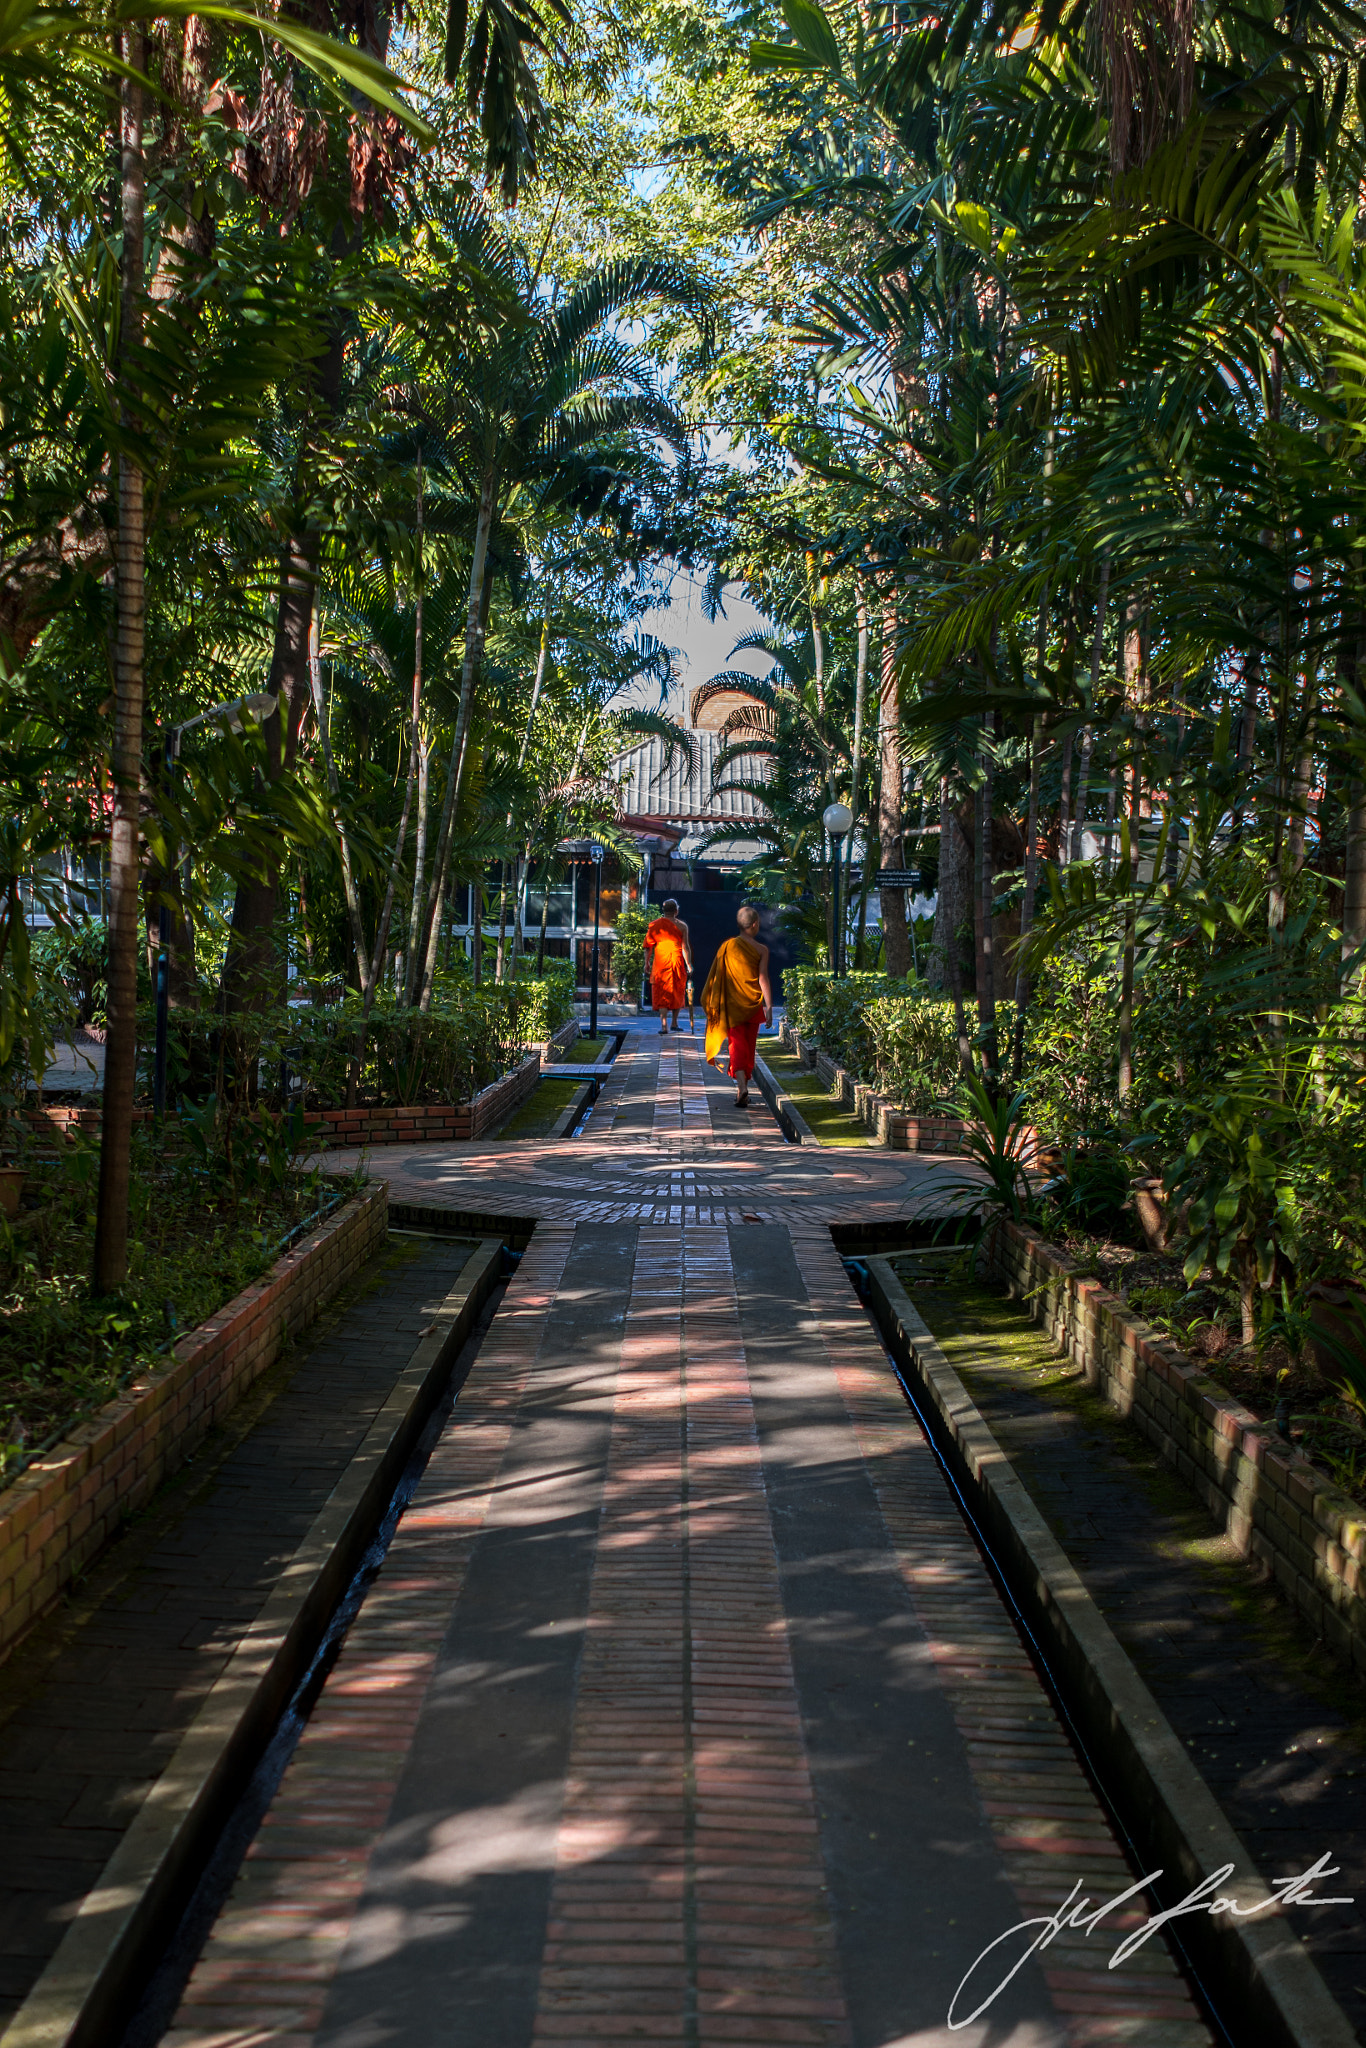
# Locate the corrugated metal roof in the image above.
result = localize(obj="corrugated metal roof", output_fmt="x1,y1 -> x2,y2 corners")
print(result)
613,731 -> 769,824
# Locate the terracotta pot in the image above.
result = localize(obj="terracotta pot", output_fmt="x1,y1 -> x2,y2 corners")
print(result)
0,1166 -> 24,1220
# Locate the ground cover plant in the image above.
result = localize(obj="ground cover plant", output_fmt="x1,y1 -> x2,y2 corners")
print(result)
761,1047 -> 870,1146
0,1119 -> 355,1482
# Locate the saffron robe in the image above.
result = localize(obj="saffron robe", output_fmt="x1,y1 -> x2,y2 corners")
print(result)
702,935 -> 765,1070
646,916 -> 689,1010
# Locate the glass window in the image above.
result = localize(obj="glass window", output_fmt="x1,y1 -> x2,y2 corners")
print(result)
523,882 -> 574,930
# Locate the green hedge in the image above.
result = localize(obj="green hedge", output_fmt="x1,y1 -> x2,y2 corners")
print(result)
138,966 -> 576,1112
784,970 -> 920,1080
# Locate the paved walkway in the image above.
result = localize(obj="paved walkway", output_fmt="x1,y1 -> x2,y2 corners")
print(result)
164,1037 -> 1216,2047
349,1029 -> 961,1231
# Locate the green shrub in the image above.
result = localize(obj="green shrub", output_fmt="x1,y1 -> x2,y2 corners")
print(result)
866,995 -> 962,1110
513,960 -> 576,1041
140,984 -> 532,1110
611,905 -> 650,1006
785,969 -> 920,1076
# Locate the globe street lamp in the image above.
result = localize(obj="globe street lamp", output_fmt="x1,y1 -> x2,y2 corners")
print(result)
822,801 -> 854,978
589,841 -> 605,1041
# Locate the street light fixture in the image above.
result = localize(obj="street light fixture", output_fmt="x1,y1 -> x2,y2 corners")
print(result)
822,801 -> 854,978
153,691 -> 279,1119
588,842 -> 605,1041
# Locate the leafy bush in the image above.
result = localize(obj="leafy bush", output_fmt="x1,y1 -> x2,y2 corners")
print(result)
140,981 -> 541,1111
866,995 -> 963,1110
786,969 -> 919,1076
31,919 -> 109,1035
513,959 -> 576,1040
611,905 -> 650,1006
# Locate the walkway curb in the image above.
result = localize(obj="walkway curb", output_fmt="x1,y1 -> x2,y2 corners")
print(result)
754,1054 -> 819,1144
865,1255 -> 1357,2048
0,1234 -> 505,2048
548,1079 -> 595,1139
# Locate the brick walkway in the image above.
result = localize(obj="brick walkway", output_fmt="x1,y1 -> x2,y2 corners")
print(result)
163,1040 -> 1218,2048
332,1031 -> 961,1230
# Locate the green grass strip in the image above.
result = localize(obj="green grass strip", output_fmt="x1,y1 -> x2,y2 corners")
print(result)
761,1049 -> 871,1147
497,1076 -> 588,1140
562,1035 -> 610,1063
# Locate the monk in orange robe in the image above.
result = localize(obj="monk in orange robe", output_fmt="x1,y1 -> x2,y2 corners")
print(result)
645,900 -> 692,1033
702,904 -> 773,1107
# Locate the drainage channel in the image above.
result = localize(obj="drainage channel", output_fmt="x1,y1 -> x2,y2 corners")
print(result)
842,1250 -> 1240,2048
114,1254 -> 513,2048
568,1023 -> 625,1136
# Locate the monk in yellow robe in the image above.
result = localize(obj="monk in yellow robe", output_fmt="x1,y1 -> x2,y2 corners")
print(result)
702,904 -> 773,1107
645,899 -> 692,1033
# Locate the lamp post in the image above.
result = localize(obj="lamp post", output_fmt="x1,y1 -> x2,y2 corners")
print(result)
589,841 -> 604,1040
153,691 -> 277,1118
822,801 -> 854,978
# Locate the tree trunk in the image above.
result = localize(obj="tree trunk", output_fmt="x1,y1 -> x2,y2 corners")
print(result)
536,864 -> 551,976
1072,729 -> 1095,861
973,737 -> 999,1083
222,529 -> 319,1014
1073,551 -> 1109,861
1117,600 -> 1145,1101
807,551 -> 826,722
1344,779 -> 1366,990
414,470 -> 496,1007
308,607 -> 372,995
878,594 -> 910,975
497,612 -> 551,980
403,738 -> 430,1004
1234,653 -> 1260,834
372,451 -> 425,994
944,805 -> 974,1076
93,38 -> 145,1295
845,573 -> 870,947
1013,715 -> 1042,1080
930,782 -> 970,994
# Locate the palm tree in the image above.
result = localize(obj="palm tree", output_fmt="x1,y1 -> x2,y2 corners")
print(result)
407,238 -> 710,1004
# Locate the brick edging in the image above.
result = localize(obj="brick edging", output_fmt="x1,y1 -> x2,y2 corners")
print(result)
26,1022 -> 577,1154
305,1050 -> 544,1148
538,1015 -> 582,1066
985,1218 -> 1366,1678
0,1185 -> 390,1663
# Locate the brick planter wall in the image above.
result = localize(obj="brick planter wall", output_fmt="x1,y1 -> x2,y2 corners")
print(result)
23,1020 -> 579,1154
779,1023 -> 975,1153
0,1183 -> 389,1663
538,1016 -> 583,1065
305,1049 -> 544,1149
985,1218 -> 1366,1678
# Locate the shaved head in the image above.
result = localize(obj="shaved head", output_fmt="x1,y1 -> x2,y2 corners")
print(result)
663,898 -> 678,914
737,904 -> 761,932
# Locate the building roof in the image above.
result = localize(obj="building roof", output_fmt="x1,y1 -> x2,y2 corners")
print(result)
690,679 -> 763,732
614,730 -> 769,826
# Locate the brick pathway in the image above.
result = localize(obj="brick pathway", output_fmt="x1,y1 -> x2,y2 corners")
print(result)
162,1041 -> 1219,2047
331,1033 -> 963,1229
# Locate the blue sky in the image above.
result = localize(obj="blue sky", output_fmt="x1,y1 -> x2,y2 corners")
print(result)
637,566 -> 773,719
